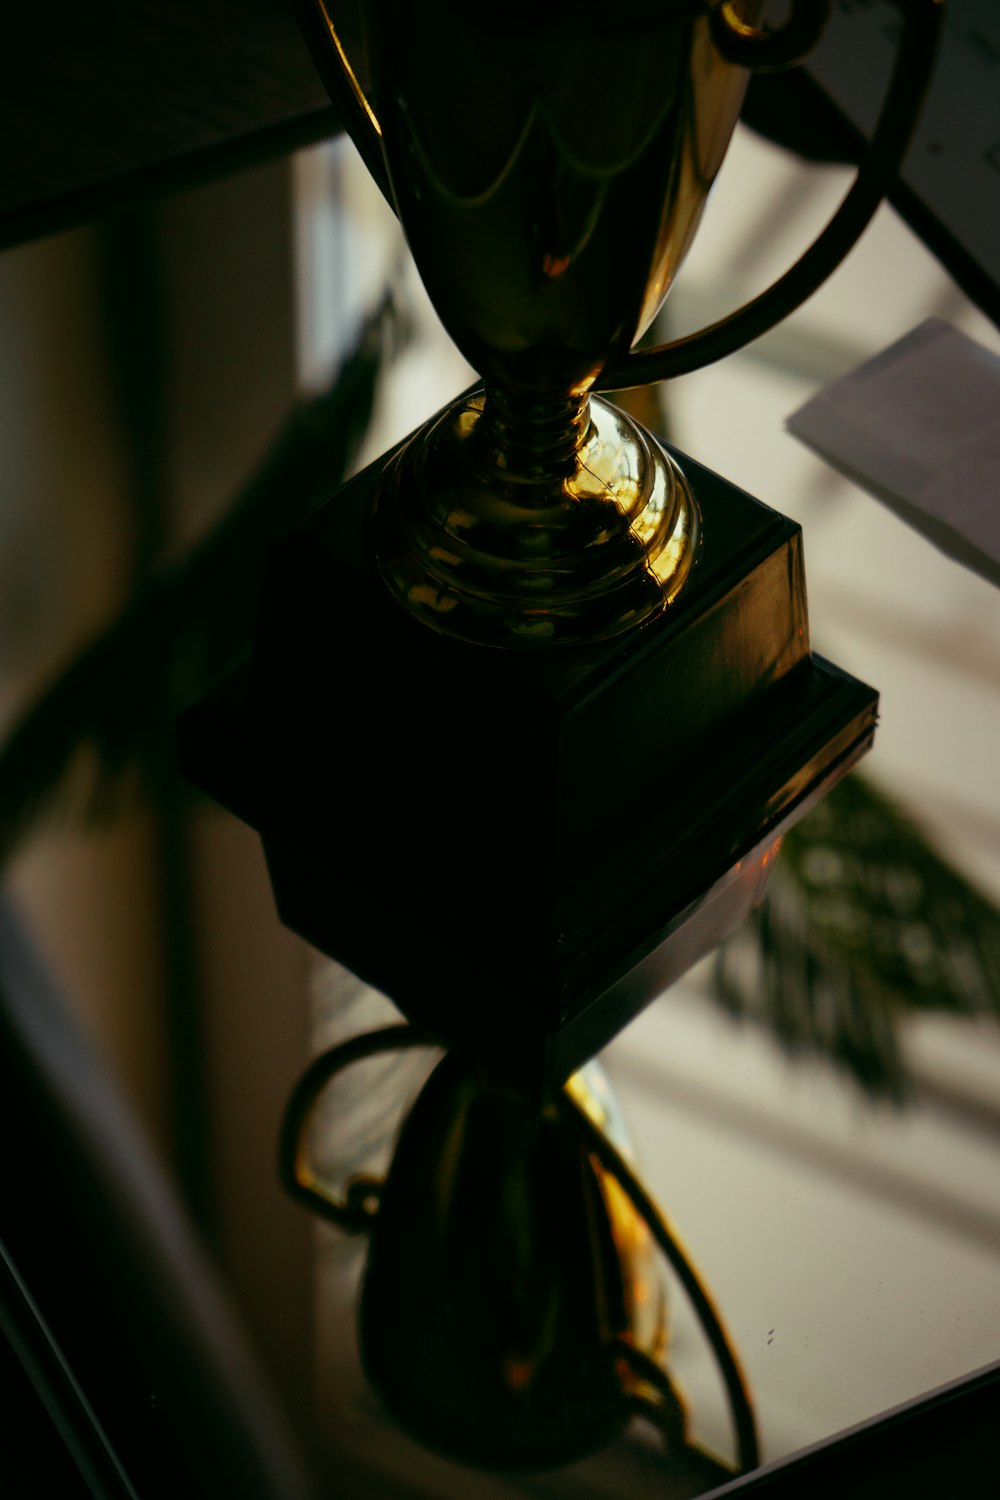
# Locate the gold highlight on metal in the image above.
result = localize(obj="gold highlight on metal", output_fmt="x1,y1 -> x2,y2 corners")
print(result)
306,0 -> 758,645
565,1063 -> 667,1365
279,1025 -> 759,1470
373,391 -> 699,646
298,0 -> 943,646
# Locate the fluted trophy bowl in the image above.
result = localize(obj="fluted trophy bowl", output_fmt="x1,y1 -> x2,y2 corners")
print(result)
378,4 -> 751,392
299,0 -> 940,644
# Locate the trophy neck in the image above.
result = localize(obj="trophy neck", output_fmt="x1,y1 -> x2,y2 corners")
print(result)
481,385 -> 593,485
371,392 -> 699,648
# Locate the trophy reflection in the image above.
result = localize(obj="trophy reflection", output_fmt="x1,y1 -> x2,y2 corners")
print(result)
361,0 -> 726,645
282,1022 -> 758,1477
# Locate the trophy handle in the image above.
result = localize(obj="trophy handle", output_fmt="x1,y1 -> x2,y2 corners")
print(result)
710,0 -> 830,71
279,1024 -> 432,1231
293,0 -> 394,206
564,1089 -> 759,1473
597,0 -> 944,390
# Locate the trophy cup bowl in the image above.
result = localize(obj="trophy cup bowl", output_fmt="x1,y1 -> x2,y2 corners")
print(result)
298,0 -> 941,646
362,0 -> 738,645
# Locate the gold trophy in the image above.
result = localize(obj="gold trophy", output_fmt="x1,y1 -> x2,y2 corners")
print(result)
184,0 -> 941,1092
295,0 -> 940,646
180,5 -> 941,1472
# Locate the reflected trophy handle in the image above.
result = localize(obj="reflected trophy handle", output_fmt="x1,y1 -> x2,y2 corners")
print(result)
598,0 -> 944,389
279,1024 -> 432,1232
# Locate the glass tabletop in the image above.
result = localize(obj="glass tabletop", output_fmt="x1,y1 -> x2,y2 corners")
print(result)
293,122 -> 1000,1495
2,92 -> 998,1498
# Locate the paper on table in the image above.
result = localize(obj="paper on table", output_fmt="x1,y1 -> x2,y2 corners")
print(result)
786,319 -> 1000,590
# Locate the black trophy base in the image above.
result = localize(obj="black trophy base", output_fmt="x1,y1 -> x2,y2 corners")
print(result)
181,423 -> 877,1100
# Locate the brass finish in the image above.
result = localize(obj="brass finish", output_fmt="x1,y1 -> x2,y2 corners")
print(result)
358,1052 -> 670,1466
279,1024 -> 429,1233
373,391 -> 698,645
298,0 -> 941,646
281,1030 -> 667,1369
565,1062 -> 667,1366
350,4 -> 754,400
280,1029 -> 762,1470
308,0 -> 752,644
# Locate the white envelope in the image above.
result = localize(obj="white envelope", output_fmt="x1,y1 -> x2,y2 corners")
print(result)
787,318 -> 1000,590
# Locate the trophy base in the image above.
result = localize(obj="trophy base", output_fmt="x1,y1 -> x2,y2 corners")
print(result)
181,412 -> 877,1100
372,392 -> 699,647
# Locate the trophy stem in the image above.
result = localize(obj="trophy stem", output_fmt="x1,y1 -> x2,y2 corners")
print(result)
481,385 -> 593,484
371,390 -> 699,648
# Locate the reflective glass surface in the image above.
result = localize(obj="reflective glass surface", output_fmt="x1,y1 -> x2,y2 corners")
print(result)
3,92 -> 999,1500
297,122 -> 1000,1495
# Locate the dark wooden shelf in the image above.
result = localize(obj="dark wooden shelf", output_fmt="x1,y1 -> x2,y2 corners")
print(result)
0,1 -> 337,249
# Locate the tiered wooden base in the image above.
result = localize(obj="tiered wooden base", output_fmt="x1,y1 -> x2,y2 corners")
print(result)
181,415 -> 877,1099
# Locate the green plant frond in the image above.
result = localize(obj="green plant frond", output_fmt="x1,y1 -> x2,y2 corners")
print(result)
714,773 -> 1000,1101
0,293 -> 401,867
